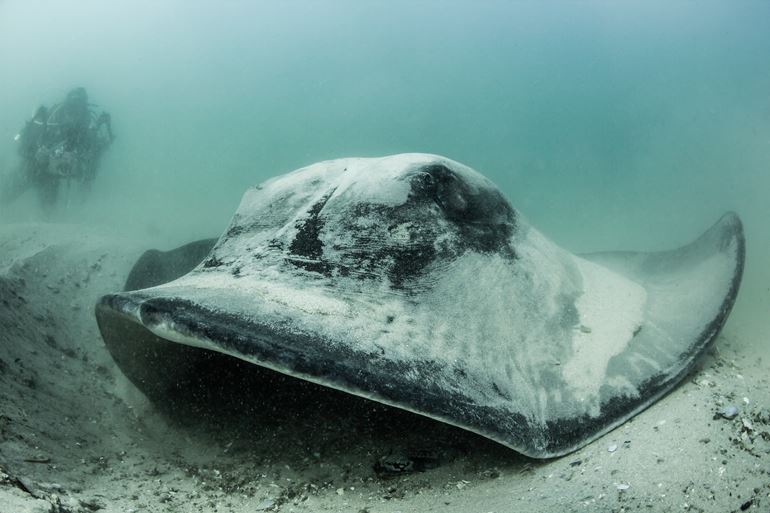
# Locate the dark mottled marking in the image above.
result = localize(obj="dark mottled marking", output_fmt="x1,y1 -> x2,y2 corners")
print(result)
338,165 -> 516,287
287,190 -> 336,274
276,164 -> 519,289
225,224 -> 246,238
413,164 -> 518,256
202,256 -> 224,268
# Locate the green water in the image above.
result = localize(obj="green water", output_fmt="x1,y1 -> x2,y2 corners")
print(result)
1,1 -> 768,343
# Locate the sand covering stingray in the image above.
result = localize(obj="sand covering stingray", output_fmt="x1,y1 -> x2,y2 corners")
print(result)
95,154 -> 744,458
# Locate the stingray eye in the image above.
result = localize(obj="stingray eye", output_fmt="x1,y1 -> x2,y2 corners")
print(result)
409,170 -> 436,197
417,164 -> 468,217
435,174 -> 468,214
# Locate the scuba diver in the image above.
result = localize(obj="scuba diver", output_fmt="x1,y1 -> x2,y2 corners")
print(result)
0,87 -> 114,218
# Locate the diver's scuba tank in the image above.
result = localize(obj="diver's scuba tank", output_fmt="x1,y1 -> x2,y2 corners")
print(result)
46,141 -> 82,179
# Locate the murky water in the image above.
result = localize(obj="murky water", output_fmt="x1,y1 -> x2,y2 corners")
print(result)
1,1 -> 769,511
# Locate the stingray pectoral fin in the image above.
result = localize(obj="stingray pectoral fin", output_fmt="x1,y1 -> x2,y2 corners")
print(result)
548,212 -> 745,455
123,238 -> 218,291
583,211 -> 744,354
95,300 -> 204,405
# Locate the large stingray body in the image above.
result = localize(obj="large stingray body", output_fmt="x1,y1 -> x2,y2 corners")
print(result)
96,154 -> 744,458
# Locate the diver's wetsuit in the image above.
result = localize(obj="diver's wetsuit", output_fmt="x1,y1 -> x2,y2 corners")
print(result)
0,88 -> 113,217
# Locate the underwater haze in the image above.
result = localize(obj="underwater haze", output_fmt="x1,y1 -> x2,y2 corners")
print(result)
1,1 -> 769,337
2,2 -> 770,512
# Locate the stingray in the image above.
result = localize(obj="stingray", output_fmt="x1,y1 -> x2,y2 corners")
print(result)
95,154 -> 744,458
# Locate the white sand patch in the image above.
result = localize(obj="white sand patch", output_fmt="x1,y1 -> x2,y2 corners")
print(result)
562,258 -> 646,408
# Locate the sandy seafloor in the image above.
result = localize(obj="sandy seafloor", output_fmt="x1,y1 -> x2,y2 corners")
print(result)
0,222 -> 768,513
